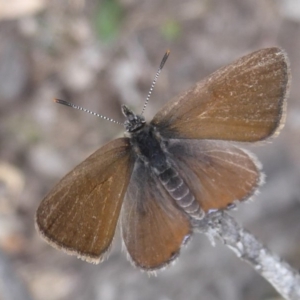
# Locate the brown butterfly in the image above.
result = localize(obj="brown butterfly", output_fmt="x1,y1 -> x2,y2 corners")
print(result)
36,48 -> 290,271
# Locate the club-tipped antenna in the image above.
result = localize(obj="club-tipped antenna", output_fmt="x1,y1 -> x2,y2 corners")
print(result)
141,50 -> 170,115
53,99 -> 123,126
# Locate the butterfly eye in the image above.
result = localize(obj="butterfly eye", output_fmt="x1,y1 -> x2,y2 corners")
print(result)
124,115 -> 146,132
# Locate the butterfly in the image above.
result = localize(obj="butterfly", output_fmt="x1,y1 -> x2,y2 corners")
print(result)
36,47 -> 290,271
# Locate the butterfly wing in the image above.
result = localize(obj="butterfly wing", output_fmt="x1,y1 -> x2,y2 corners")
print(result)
152,47 -> 290,142
36,138 -> 134,263
121,159 -> 191,270
167,139 -> 262,212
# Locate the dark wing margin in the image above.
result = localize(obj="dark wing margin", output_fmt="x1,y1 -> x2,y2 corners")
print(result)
167,139 -> 263,212
121,160 -> 191,271
36,138 -> 134,263
152,47 -> 290,142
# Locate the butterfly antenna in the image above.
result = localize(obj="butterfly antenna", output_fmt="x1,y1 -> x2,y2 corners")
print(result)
54,99 -> 123,126
141,50 -> 170,115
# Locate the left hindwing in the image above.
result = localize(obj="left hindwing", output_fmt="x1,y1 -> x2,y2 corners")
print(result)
121,159 -> 191,271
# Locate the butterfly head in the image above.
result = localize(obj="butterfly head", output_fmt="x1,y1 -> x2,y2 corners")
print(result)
122,105 -> 146,133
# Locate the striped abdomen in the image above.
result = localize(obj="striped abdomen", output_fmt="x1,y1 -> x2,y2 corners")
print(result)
155,165 -> 204,220
130,124 -> 203,219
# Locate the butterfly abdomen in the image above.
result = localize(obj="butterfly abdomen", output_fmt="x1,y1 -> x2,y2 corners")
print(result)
156,165 -> 203,220
131,124 -> 203,220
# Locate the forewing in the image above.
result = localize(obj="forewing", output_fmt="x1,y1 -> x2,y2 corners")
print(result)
36,138 -> 134,263
168,139 -> 262,212
152,48 -> 290,142
121,160 -> 191,270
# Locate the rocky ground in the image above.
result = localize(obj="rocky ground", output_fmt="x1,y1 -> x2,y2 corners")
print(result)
1,0 -> 300,300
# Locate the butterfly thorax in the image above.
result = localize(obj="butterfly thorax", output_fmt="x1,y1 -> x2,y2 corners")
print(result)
129,124 -> 167,168
122,104 -> 169,171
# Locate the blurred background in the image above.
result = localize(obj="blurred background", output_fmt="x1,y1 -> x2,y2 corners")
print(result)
0,0 -> 300,299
